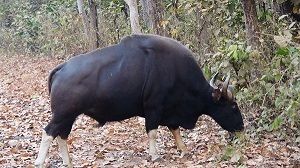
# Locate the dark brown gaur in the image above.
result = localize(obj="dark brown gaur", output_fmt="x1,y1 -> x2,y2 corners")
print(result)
35,34 -> 244,167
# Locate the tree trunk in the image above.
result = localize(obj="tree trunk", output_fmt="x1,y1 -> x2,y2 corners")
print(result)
88,0 -> 100,49
241,0 -> 260,49
77,0 -> 89,40
272,0 -> 300,21
171,0 -> 179,19
77,0 -> 99,50
140,0 -> 165,36
195,6 -> 209,62
140,0 -> 152,29
273,0 -> 293,15
124,0 -> 141,34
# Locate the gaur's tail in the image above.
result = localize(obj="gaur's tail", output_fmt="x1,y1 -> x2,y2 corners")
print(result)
48,63 -> 65,94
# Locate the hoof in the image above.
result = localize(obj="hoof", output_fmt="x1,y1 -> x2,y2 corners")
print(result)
150,154 -> 161,162
34,164 -> 44,168
180,151 -> 191,158
34,160 -> 45,168
62,164 -> 73,168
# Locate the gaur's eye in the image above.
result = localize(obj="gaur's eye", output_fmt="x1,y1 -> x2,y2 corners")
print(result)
232,103 -> 237,109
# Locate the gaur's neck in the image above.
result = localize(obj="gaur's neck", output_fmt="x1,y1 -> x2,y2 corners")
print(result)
197,81 -> 214,116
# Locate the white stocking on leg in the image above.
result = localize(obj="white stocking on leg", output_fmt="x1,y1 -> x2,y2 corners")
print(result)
35,130 -> 54,168
57,136 -> 73,168
148,129 -> 159,161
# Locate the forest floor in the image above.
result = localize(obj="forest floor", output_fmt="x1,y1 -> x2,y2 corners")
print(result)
0,55 -> 299,168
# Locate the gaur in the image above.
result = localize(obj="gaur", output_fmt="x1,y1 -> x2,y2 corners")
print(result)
35,34 -> 244,167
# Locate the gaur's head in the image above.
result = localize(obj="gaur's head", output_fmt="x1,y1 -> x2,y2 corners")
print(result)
206,72 -> 244,133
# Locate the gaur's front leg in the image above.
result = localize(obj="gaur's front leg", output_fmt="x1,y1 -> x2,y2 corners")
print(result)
145,109 -> 161,161
147,129 -> 159,161
168,127 -> 188,157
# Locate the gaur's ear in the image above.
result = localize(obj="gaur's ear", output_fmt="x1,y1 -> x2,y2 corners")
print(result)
212,88 -> 222,102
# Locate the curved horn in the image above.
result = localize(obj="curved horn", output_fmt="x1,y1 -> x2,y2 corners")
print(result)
222,73 -> 231,98
210,72 -> 219,89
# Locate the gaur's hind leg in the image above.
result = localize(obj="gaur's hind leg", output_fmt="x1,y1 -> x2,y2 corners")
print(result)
34,130 -> 54,168
168,127 -> 188,157
35,114 -> 76,168
57,136 -> 73,167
